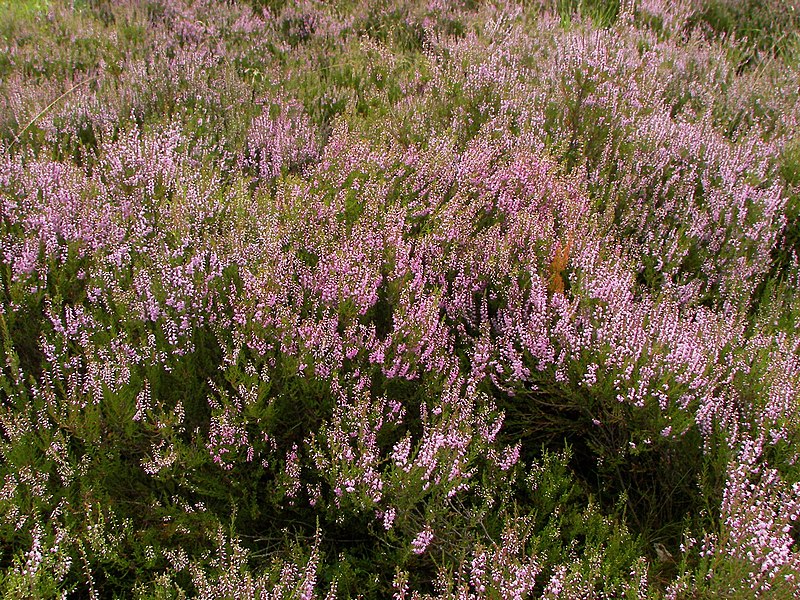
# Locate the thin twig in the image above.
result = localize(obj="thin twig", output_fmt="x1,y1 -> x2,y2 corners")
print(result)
9,75 -> 98,149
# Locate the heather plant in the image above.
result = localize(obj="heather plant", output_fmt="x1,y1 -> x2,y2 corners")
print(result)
2,0 -> 800,598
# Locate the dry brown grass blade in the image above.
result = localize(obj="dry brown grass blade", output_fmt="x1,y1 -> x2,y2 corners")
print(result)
9,75 -> 97,150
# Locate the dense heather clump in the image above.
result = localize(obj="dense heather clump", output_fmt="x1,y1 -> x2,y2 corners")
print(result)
1,0 -> 800,597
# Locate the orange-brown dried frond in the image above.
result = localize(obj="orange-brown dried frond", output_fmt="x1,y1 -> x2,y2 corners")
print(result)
548,239 -> 572,294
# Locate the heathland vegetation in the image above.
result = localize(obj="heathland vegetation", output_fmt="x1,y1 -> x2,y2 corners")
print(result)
2,0 -> 800,597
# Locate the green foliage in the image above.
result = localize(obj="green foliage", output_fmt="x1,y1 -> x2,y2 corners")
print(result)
553,0 -> 622,28
772,141 -> 800,276
352,3 -> 426,53
0,0 -> 49,22
690,0 -> 800,60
